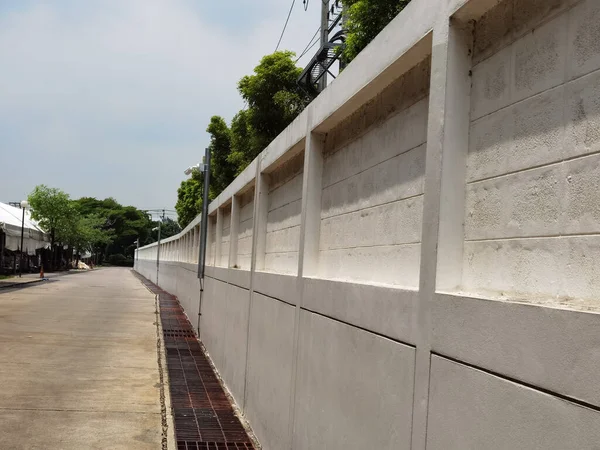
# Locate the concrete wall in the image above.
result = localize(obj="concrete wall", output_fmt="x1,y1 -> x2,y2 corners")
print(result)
135,0 -> 600,448
264,151 -> 304,275
237,188 -> 254,270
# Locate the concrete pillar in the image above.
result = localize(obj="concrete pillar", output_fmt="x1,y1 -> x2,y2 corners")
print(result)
215,208 -> 223,267
229,195 -> 240,268
410,16 -> 473,450
298,130 -> 325,278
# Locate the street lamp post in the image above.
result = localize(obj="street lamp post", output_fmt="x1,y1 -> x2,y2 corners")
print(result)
135,238 -> 139,264
152,223 -> 161,285
19,200 -> 29,278
184,147 -> 211,280
184,147 -> 211,333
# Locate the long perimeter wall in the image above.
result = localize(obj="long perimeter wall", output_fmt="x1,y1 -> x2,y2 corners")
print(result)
136,0 -> 600,448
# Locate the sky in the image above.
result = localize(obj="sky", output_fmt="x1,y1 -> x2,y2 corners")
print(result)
0,0 -> 321,214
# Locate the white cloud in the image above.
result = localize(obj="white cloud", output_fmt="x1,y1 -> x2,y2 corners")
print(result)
0,0 -> 320,210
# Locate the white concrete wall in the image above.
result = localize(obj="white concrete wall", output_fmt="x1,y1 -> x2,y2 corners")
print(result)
318,60 -> 429,287
461,0 -> 600,304
135,0 -> 600,449
237,188 -> 254,270
219,207 -> 231,267
263,152 -> 304,274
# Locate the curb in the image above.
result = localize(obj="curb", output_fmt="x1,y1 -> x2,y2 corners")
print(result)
0,279 -> 44,290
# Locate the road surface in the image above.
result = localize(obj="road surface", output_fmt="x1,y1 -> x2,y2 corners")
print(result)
0,267 -> 165,449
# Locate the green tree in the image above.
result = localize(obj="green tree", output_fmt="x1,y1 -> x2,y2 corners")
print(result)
70,214 -> 113,264
28,185 -> 78,269
175,170 -> 204,229
237,51 -> 313,159
72,197 -> 152,263
175,52 -> 314,227
150,218 -> 181,241
342,0 -> 411,63
228,109 -> 256,173
207,116 -> 237,196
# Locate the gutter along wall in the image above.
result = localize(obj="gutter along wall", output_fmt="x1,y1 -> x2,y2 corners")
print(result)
136,0 -> 600,448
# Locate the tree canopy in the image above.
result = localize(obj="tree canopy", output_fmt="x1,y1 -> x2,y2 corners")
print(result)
28,185 -> 175,268
174,13 -> 412,226
342,0 -> 411,63
175,51 -> 314,227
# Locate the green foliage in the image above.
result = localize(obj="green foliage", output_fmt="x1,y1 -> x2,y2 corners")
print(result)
238,51 -> 313,154
175,52 -> 314,226
342,0 -> 411,63
150,218 -> 181,241
207,116 -> 237,196
175,169 -> 204,229
107,253 -> 133,267
28,185 -> 74,245
228,109 -> 256,173
29,185 -> 156,267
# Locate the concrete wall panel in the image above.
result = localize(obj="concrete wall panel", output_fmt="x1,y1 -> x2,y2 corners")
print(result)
219,284 -> 250,405
318,243 -> 421,288
245,293 -> 295,450
238,190 -> 254,270
567,0 -> 600,80
427,356 -> 600,450
265,170 -> 302,274
302,278 -> 418,343
432,293 -> 600,406
293,310 -> 415,450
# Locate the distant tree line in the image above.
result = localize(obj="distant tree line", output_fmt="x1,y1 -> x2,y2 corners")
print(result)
28,185 -> 180,270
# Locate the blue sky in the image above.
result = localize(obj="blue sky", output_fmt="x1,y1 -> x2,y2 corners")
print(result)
0,0 -> 320,213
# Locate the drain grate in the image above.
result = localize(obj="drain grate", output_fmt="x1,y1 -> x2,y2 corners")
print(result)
177,442 -> 255,449
133,272 -> 255,448
164,329 -> 197,338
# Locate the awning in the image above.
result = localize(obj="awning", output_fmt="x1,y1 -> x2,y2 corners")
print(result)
0,202 -> 50,254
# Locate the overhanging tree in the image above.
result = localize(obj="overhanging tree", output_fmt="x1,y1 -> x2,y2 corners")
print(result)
342,0 -> 411,63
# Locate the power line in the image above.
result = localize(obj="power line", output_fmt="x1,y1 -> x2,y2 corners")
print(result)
275,0 -> 296,51
296,27 -> 320,62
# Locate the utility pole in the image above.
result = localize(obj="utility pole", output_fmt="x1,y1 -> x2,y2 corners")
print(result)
155,221 -> 161,285
319,0 -> 329,91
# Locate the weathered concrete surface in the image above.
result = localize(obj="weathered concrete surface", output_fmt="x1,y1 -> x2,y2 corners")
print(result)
0,268 -> 163,450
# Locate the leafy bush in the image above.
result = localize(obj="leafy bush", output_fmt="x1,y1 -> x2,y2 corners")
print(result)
107,253 -> 133,267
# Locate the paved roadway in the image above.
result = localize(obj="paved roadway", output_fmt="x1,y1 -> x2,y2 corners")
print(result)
0,267 -> 165,449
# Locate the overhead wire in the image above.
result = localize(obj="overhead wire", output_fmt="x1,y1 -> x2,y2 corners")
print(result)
275,0 -> 297,51
295,27 -> 320,62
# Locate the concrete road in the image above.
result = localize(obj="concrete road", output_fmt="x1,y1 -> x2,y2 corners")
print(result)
0,268 -> 165,450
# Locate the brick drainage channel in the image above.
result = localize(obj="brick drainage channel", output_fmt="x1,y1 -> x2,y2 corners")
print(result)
135,274 -> 255,450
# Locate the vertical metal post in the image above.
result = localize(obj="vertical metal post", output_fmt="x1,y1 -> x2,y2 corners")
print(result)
319,0 -> 329,91
19,207 -> 25,278
197,147 -> 211,280
156,221 -> 161,285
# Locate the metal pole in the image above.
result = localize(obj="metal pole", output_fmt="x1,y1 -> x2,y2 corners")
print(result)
156,221 -> 161,285
197,147 -> 211,280
19,207 -> 25,278
196,147 -> 211,334
319,0 -> 329,91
